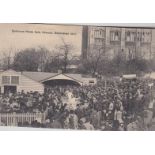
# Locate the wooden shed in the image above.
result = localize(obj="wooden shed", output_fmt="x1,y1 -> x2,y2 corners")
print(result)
0,69 -> 97,94
0,69 -> 44,94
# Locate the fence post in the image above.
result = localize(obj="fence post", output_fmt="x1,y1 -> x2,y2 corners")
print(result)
6,113 -> 8,126
0,113 -> 1,125
42,112 -> 46,123
13,112 -> 16,126
21,113 -> 24,125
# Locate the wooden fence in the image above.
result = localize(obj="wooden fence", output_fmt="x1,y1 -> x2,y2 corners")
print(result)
0,112 -> 46,126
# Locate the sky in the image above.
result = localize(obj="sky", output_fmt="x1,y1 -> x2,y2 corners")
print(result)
0,24 -> 83,58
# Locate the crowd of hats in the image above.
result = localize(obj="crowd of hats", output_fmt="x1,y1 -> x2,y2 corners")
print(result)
0,79 -> 154,130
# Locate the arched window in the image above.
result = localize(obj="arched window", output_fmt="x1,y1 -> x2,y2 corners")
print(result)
115,31 -> 119,41
126,31 -> 131,41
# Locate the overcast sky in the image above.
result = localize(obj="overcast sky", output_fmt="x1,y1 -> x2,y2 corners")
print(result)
0,24 -> 82,58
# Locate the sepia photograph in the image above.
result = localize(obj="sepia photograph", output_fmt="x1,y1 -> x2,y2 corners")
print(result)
0,23 -> 155,131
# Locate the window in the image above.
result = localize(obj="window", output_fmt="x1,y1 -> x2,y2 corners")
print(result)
127,31 -> 130,36
131,34 -> 135,42
111,32 -> 115,41
126,31 -> 131,41
11,76 -> 19,84
95,38 -> 99,43
94,29 -> 104,38
115,31 -> 119,36
94,38 -> 104,45
115,32 -> 119,40
128,48 -> 135,59
94,30 -> 99,37
89,80 -> 94,84
126,31 -> 136,42
110,31 -> 120,41
2,76 -> 19,85
2,76 -> 10,84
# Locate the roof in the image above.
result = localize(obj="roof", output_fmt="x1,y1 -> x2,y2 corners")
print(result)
22,71 -> 58,82
1,70 -> 95,84
22,71 -> 84,83
40,73 -> 83,85
65,74 -> 82,81
0,69 -> 22,76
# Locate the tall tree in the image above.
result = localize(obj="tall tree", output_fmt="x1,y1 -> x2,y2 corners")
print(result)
13,47 -> 52,72
1,48 -> 15,70
37,47 -> 51,71
82,44 -> 106,75
54,38 -> 74,73
13,48 -> 46,71
45,38 -> 75,73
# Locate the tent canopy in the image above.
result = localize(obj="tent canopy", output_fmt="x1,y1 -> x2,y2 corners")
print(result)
122,74 -> 137,79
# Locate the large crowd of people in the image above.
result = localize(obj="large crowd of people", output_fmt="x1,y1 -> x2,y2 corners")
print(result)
0,78 -> 154,130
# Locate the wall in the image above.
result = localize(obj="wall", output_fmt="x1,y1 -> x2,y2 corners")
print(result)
18,74 -> 44,93
82,77 -> 97,85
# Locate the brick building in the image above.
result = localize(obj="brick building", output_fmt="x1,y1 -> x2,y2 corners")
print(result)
82,26 -> 153,60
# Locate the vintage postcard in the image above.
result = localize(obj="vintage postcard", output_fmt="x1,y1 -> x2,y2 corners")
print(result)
0,23 -> 154,131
